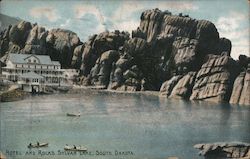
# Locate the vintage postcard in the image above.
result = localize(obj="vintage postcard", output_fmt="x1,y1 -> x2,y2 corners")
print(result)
0,0 -> 249,159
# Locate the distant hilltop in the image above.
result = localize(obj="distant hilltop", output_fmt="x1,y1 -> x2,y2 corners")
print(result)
0,8 -> 249,105
0,14 -> 22,32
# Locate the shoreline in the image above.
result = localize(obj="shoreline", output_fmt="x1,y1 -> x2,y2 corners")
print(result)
0,85 -> 160,103
0,88 -> 30,102
68,86 -> 160,97
1,85 -> 249,107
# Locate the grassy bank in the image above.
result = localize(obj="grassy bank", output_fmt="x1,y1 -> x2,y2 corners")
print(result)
0,89 -> 30,102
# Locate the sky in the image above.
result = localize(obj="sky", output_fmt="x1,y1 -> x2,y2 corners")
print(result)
0,0 -> 249,59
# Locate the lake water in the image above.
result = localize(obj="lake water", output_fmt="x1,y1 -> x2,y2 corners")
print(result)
1,90 -> 250,159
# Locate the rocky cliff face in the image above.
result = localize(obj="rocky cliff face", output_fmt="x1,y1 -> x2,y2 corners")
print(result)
230,63 -> 250,105
160,72 -> 196,99
0,9 -> 249,105
134,9 -> 231,72
0,22 -> 81,68
190,54 -> 240,102
79,31 -> 129,76
46,28 -> 81,68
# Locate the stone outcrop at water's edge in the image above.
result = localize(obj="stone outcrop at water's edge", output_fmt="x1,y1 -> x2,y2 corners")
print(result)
194,142 -> 250,159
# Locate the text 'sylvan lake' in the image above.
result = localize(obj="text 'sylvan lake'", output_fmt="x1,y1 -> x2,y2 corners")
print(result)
1,90 -> 250,159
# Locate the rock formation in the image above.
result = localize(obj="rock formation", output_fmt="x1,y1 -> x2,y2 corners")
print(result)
134,8 -> 231,72
89,50 -> 120,88
194,142 -> 250,159
0,9 -> 249,105
79,30 -> 129,76
169,72 -> 196,99
230,63 -> 250,105
190,54 -> 240,102
45,28 -> 81,68
71,44 -> 85,69
22,24 -> 48,55
0,21 -> 82,68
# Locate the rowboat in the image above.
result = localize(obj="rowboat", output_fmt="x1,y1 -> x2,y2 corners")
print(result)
66,113 -> 81,117
28,143 -> 48,148
64,145 -> 87,151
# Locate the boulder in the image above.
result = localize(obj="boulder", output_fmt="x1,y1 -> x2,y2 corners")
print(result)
194,142 -> 250,159
46,28 -> 81,68
138,8 -> 165,42
169,72 -> 196,99
230,63 -> 250,105
109,65 -> 144,91
0,25 -> 11,56
22,25 -> 48,54
171,37 -> 199,69
80,31 -> 129,76
190,54 -> 240,102
238,55 -> 250,69
108,54 -> 135,90
217,38 -> 232,54
159,75 -> 183,97
17,25 -> 48,55
124,38 -> 148,57
71,44 -> 85,69
89,50 -> 119,87
9,21 -> 32,46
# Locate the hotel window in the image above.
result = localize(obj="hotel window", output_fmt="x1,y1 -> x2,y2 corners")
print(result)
28,59 -> 31,63
34,60 -> 36,63
22,65 -> 23,68
47,66 -> 49,69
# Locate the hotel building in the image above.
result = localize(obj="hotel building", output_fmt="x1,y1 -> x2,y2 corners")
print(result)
1,53 -> 64,92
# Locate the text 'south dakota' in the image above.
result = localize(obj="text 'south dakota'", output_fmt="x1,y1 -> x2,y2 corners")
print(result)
5,149 -> 135,157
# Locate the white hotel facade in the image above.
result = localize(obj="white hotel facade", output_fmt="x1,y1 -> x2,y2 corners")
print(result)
1,53 -> 64,92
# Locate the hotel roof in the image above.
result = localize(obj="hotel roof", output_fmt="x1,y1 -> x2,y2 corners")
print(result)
7,53 -> 60,65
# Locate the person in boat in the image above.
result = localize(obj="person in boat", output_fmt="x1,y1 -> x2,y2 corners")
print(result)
74,145 -> 76,149
29,143 -> 32,147
37,142 -> 40,146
